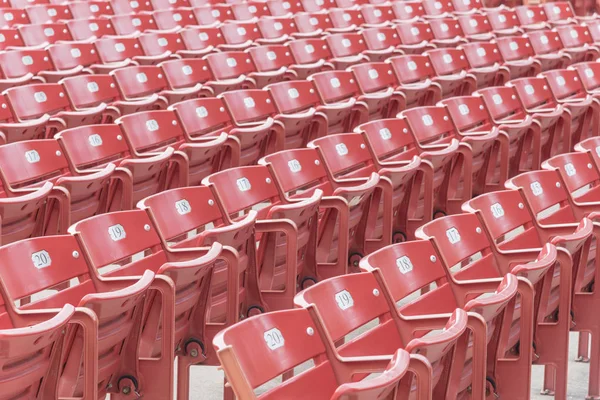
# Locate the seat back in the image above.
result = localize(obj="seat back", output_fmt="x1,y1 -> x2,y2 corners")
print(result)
428,18 -> 465,41
496,36 -> 536,62
544,151 -> 600,205
326,32 -> 368,58
205,51 -> 256,81
556,25 -> 594,49
388,54 -> 435,84
294,12 -> 334,35
55,124 -> 130,170
0,28 -> 24,50
541,69 -> 586,100
508,169 -> 577,225
68,1 -> 115,19
67,18 -> 117,41
458,14 -> 493,37
440,96 -> 494,133
391,1 -> 426,21
111,65 -> 168,100
571,61 -> 600,92
61,74 -> 120,109
422,0 -> 455,17
179,26 -> 225,52
427,48 -> 469,76
464,190 -> 543,250
231,1 -> 271,20
116,109 -> 183,153
257,17 -> 298,41
192,5 -> 232,26
396,22 -> 435,46
169,97 -> 233,140
26,4 -> 73,23
248,45 -> 295,73
110,14 -> 158,35
475,85 -> 530,122
152,9 -> 198,30
355,118 -> 418,163
219,21 -> 262,46
0,139 -> 69,189
220,89 -> 277,125
0,49 -> 52,79
287,38 -> 334,65
18,23 -> 72,46
350,62 -> 398,95
266,80 -> 321,114
361,27 -> 402,52
461,42 -> 503,69
509,77 -> 556,110
310,70 -> 361,104
328,8 -> 362,30
401,106 -> 458,147
4,83 -> 69,120
47,42 -> 100,70
528,30 -> 564,56
95,36 -> 144,64
159,58 -> 212,90
515,5 -> 549,27
543,1 -> 575,23
0,8 -> 31,27
487,9 -> 521,32
138,32 -> 186,57
360,4 -> 394,25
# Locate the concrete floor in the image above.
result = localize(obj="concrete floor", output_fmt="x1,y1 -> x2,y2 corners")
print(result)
185,331 -> 592,400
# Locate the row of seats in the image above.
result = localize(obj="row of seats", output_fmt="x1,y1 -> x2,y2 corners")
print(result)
0,2 -> 592,48
1,55 -> 599,398
213,125 -> 600,400
0,1 -> 596,400
0,0 -> 574,25
6,89 -> 600,399
3,50 -> 600,242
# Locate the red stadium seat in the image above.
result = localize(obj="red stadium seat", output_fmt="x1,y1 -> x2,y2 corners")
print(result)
286,37 -> 335,79
214,308 -> 432,400
487,8 -> 524,37
361,238 -> 530,399
309,132 -> 421,242
203,164 -> 321,309
260,147 -> 381,272
527,30 -> 573,72
70,210 -> 227,399
61,73 -> 163,118
66,18 -> 117,41
204,51 -> 257,94
265,80 -> 328,149
508,77 -> 572,159
495,36 -> 542,79
111,65 -> 200,105
0,234 -> 155,399
360,27 -> 405,62
541,68 -> 600,146
428,18 -> 469,48
325,32 -> 370,69
425,48 -> 478,96
555,25 -> 600,64
295,272 -> 468,398
460,42 -> 511,88
475,85 -> 543,172
309,70 -> 370,133
465,187 -> 592,400
394,21 -> 437,55
387,55 -> 442,108
515,5 -> 551,31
